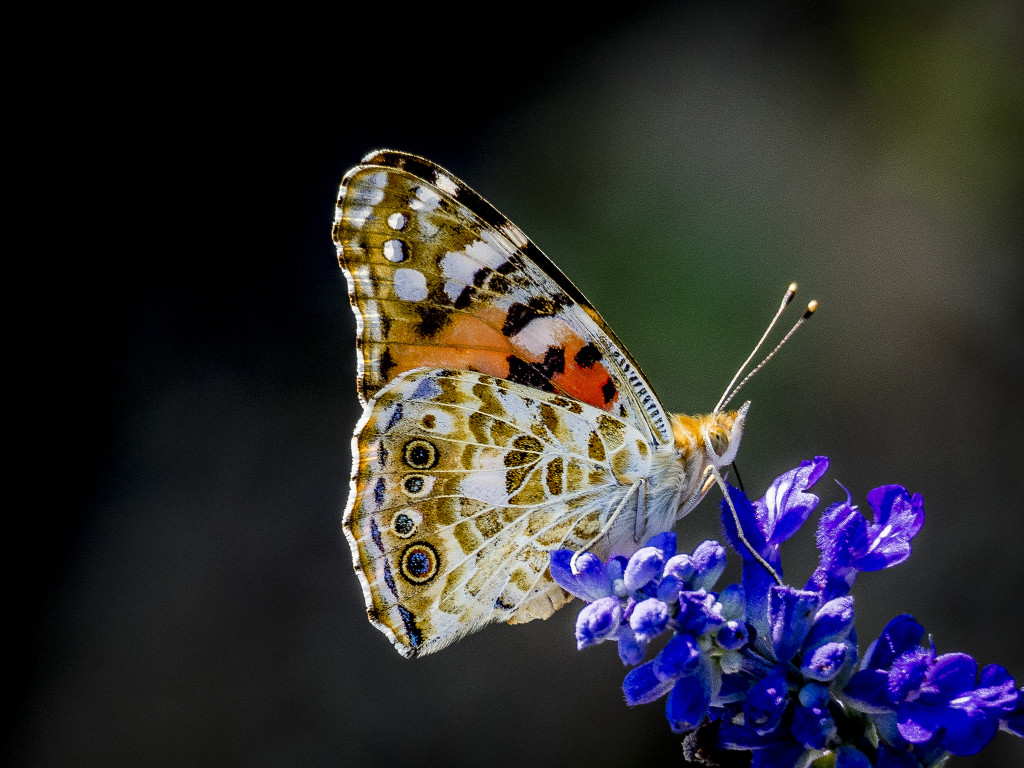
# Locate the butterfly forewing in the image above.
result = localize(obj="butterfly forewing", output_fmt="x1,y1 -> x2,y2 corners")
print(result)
333,150 -> 672,446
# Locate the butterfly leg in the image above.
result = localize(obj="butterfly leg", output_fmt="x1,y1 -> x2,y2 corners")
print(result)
710,466 -> 783,586
570,480 -> 643,574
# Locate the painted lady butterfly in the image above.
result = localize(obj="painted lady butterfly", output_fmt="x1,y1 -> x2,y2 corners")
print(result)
333,150 -> 749,657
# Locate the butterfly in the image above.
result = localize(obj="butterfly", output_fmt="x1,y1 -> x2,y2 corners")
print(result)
333,150 -> 749,658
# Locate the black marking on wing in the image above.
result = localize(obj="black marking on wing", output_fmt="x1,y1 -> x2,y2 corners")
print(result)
504,346 -> 566,391
415,303 -> 453,337
502,295 -> 568,337
506,355 -> 556,391
397,605 -> 423,652
378,349 -> 397,384
575,342 -> 602,369
601,377 -> 617,404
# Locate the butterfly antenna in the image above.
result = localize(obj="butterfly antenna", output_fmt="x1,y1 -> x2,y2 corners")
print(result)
713,283 -> 798,415
719,299 -> 818,412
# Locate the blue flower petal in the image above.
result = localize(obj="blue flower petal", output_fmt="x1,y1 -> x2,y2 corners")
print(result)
615,622 -> 647,666
655,574 -> 683,603
645,530 -> 677,560
677,589 -> 725,636
623,660 -> 675,705
970,664 -> 1019,718
623,546 -> 665,592
574,596 -> 623,649
941,705 -> 999,756
630,597 -> 671,643
896,699 -> 945,743
1003,685 -> 1024,737
690,540 -> 727,591
816,495 -> 867,573
665,669 -> 711,733
551,549 -> 611,601
835,745 -> 872,768
743,670 -> 790,735
792,702 -> 836,749
549,549 -> 585,597
717,620 -> 751,651
845,668 -> 894,712
769,586 -> 819,663
798,682 -> 830,709
750,741 -> 807,768
759,455 -> 828,545
802,596 -> 855,650
854,486 -> 924,571
572,551 -> 614,600
861,615 -> 925,671
801,641 -> 851,682
926,652 -> 978,699
721,484 -> 772,562
653,632 -> 701,681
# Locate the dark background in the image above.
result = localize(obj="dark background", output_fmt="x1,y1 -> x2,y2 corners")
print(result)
21,2 -> 1022,766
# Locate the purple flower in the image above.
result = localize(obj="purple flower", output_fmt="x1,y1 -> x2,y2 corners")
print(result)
549,458 -> 1020,765
808,483 -> 924,600
845,616 -> 1020,756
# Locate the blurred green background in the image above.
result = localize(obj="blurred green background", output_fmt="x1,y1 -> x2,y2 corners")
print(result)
25,2 -> 1021,767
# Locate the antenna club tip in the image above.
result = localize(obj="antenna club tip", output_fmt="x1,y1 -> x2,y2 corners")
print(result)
783,282 -> 798,305
803,299 -> 818,319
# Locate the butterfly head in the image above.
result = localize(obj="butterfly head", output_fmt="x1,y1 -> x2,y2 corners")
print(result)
670,401 -> 750,470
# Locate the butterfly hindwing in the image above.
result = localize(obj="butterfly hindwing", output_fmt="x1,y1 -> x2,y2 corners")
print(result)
344,367 -> 655,657
333,150 -> 672,446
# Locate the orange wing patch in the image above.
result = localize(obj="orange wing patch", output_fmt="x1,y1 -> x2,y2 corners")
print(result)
384,304 -> 619,412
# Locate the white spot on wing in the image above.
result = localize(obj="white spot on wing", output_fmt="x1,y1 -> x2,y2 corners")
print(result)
347,173 -> 387,205
409,185 -> 441,211
440,251 -> 479,284
434,173 -> 459,197
461,470 -> 513,506
383,239 -> 406,262
464,235 -> 510,270
511,317 -> 570,356
393,268 -> 428,301
346,206 -> 373,228
387,212 -> 408,230
419,218 -> 438,237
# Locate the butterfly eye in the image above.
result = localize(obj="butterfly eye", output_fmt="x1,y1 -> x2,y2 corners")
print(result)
400,542 -> 440,584
403,439 -> 439,469
707,427 -> 730,459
